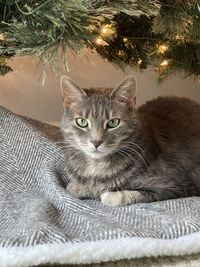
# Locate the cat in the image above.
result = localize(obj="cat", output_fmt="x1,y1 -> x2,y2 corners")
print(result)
60,75 -> 200,207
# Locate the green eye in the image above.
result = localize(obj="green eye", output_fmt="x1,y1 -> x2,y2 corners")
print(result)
107,118 -> 120,129
76,118 -> 88,128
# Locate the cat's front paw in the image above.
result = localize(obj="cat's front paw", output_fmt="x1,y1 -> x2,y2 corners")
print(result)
101,191 -> 124,207
100,190 -> 144,207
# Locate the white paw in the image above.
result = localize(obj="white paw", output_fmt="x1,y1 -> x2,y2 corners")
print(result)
101,190 -> 144,206
100,191 -> 124,207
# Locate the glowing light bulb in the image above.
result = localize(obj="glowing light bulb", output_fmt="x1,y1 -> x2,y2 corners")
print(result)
0,33 -> 5,41
160,60 -> 169,66
96,38 -> 102,45
158,44 -> 168,54
95,37 -> 108,46
123,37 -> 128,42
102,27 -> 108,34
101,24 -> 115,37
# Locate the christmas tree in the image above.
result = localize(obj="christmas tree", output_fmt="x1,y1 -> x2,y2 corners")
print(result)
0,0 -> 200,81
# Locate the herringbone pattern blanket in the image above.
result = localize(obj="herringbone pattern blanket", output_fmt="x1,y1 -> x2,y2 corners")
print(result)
1,106 -> 200,267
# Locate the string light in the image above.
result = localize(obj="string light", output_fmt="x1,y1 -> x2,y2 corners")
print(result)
102,27 -> 107,34
0,33 -> 5,41
95,37 -> 108,46
96,38 -> 102,45
158,44 -> 168,54
123,37 -> 128,42
138,59 -> 142,65
160,60 -> 169,66
101,24 -> 115,37
95,24 -> 115,46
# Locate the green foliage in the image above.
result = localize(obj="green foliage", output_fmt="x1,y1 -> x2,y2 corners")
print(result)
95,14 -> 158,70
94,0 -> 200,81
152,0 -> 195,38
157,42 -> 200,81
0,0 -> 159,72
0,0 -> 200,81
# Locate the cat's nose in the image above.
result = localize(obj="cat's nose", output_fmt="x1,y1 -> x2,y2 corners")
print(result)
91,140 -> 103,149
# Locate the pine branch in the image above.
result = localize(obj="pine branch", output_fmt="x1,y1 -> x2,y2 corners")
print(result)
157,42 -> 200,82
0,0 -> 160,72
0,0 -> 200,81
152,0 -> 199,39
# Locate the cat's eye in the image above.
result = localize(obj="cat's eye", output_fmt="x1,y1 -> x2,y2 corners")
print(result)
107,118 -> 120,129
75,118 -> 88,128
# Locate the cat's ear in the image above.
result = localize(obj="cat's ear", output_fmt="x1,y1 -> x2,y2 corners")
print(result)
60,75 -> 87,107
110,76 -> 137,108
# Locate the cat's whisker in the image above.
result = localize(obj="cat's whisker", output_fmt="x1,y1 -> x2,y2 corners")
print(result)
123,147 -> 148,167
121,142 -> 149,166
120,145 -> 145,162
117,149 -> 142,173
121,141 -> 146,157
122,141 -> 145,153
116,152 -> 141,175
122,147 -> 145,168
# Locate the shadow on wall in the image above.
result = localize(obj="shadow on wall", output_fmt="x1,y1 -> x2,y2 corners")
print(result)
0,50 -> 200,122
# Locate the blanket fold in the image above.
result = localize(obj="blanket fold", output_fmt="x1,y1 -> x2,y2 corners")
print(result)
0,106 -> 200,267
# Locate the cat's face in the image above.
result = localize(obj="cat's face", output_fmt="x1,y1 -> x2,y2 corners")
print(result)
61,76 -> 137,159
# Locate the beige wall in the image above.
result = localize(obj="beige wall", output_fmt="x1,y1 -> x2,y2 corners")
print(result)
0,51 -> 200,122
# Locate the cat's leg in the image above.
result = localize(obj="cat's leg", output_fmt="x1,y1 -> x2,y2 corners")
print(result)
100,153 -> 198,207
100,190 -> 149,207
100,169 -> 190,207
66,180 -> 90,199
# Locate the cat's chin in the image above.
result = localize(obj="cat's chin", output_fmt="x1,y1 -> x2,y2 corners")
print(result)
84,150 -> 110,159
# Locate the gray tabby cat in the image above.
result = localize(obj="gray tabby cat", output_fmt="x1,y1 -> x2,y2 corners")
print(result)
60,75 -> 200,207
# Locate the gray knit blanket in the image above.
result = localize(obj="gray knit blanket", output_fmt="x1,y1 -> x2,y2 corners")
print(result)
1,106 -> 200,267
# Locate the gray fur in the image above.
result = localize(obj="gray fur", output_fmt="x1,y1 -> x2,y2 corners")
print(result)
60,75 -> 200,206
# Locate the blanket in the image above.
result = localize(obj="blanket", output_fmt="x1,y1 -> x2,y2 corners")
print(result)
1,106 -> 200,267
